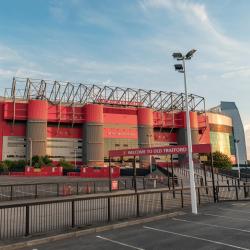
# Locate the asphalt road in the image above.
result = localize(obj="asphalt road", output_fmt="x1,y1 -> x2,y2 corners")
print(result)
24,201 -> 250,250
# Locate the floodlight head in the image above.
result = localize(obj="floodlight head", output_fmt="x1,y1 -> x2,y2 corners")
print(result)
172,52 -> 183,60
185,49 -> 197,59
174,64 -> 184,72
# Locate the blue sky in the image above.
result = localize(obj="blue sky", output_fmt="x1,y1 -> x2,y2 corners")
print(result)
0,0 -> 249,157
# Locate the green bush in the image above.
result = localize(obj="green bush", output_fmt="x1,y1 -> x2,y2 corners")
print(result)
42,155 -> 53,166
2,159 -> 27,172
59,159 -> 74,171
32,155 -> 53,168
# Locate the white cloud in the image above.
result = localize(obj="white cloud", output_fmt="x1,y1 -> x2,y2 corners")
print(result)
61,57 -> 162,75
0,43 -> 54,91
0,69 -> 13,78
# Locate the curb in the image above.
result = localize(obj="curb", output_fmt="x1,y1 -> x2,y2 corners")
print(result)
0,211 -> 185,250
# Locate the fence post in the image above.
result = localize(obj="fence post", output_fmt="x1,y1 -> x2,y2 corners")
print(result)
200,177 -> 204,187
136,193 -> 140,217
133,156 -> 137,192
216,186 -> 219,202
35,184 -> 38,199
76,183 -> 79,195
25,205 -> 30,236
160,192 -> 163,212
181,189 -> 184,208
10,185 -> 13,201
203,164 -> 207,186
107,197 -> 111,222
198,188 -> 201,205
210,153 -> 216,203
57,183 -> 60,196
235,185 -> 239,201
167,168 -> 170,189
172,184 -> 176,198
71,201 -> 75,228
244,182 -> 247,198
172,175 -> 175,191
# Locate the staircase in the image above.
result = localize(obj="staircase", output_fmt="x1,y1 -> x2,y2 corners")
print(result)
167,165 -> 244,188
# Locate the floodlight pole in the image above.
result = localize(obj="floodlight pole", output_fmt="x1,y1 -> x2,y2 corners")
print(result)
182,58 -> 198,214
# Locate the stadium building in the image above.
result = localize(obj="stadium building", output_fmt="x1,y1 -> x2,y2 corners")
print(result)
0,77 -> 245,167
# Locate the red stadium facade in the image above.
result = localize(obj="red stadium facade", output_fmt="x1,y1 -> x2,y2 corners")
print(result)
0,77 -> 236,167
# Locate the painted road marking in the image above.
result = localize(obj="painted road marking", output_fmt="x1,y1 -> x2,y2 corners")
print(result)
172,218 -> 250,233
96,236 -> 145,250
144,226 -> 250,250
232,203 -> 248,206
218,208 -> 250,214
203,213 -> 250,222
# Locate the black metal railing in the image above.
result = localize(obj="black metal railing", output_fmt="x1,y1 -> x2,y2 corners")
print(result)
215,184 -> 250,202
0,177 -> 179,202
0,186 -> 213,240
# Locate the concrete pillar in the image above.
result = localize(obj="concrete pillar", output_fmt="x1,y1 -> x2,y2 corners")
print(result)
83,104 -> 104,167
137,107 -> 154,168
177,111 -> 199,165
26,100 -> 48,158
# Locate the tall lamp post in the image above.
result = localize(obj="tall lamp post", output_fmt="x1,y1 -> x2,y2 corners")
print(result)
172,49 -> 198,214
234,139 -> 240,179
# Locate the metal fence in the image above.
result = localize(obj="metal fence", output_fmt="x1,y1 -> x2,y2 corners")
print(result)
0,187 -> 212,240
215,184 -> 250,202
0,177 -> 177,202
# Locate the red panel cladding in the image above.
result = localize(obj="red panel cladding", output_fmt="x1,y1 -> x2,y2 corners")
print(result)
154,132 -> 177,142
197,114 -> 208,129
47,105 -> 84,123
198,114 -> 210,144
104,113 -> 137,125
28,100 -> 48,121
177,111 -> 198,129
153,112 -> 184,128
2,123 -> 26,136
85,104 -> 103,123
47,127 -> 82,138
104,128 -> 138,139
0,102 -> 4,160
137,108 -> 153,126
0,103 -> 25,161
4,102 -> 27,120
198,125 -> 211,144
104,106 -> 137,115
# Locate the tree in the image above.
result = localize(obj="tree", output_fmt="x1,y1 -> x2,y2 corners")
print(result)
203,151 -> 232,170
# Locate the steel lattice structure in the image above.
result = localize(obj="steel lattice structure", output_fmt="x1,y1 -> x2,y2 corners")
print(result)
4,77 -> 206,112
